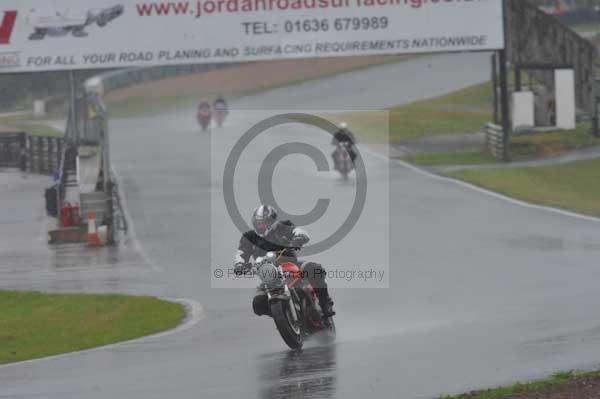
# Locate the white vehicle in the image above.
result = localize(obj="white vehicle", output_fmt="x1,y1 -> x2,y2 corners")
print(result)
26,5 -> 124,40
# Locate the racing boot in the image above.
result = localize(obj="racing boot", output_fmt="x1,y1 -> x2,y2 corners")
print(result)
317,290 -> 335,319
332,152 -> 339,171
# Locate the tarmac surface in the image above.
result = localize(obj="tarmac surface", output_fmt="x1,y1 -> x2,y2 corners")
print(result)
2,53 -> 600,399
0,170 -> 157,295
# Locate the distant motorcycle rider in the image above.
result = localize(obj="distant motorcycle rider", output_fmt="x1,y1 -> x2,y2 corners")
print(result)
331,122 -> 357,170
212,95 -> 228,111
234,205 -> 335,319
212,95 -> 228,127
198,99 -> 211,113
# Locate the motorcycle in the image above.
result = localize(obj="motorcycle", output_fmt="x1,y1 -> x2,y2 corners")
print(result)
333,142 -> 354,180
213,102 -> 228,127
197,107 -> 212,131
252,250 -> 335,350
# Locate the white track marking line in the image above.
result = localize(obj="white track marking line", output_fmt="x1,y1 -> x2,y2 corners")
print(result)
0,297 -> 204,370
362,146 -> 600,224
111,167 -> 162,272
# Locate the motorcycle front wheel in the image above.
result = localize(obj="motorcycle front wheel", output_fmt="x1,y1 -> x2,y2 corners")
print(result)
271,299 -> 303,349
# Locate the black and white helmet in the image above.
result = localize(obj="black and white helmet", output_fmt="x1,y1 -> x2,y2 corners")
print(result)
252,204 -> 278,236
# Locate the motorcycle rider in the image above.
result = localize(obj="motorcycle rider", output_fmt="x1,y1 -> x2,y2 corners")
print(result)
212,94 -> 228,111
198,99 -> 211,114
234,205 -> 335,319
212,94 -> 228,126
331,122 -> 357,170
197,99 -> 212,128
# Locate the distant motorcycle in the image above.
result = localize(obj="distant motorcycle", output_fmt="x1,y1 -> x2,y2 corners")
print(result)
213,102 -> 228,128
333,142 -> 354,180
251,250 -> 335,350
197,106 -> 212,131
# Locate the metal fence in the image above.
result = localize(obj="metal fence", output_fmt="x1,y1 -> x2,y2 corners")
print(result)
93,63 -> 227,93
77,62 -> 237,244
57,144 -> 77,209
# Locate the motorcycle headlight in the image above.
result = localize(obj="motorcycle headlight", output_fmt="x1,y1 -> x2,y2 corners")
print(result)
257,263 -> 281,286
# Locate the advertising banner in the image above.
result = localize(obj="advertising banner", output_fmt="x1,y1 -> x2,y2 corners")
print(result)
0,0 -> 504,72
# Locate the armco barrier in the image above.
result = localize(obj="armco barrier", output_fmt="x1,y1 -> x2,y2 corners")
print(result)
485,123 -> 507,161
88,63 -> 227,94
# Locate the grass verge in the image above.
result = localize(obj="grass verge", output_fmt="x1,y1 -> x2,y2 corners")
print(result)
440,370 -> 600,399
446,158 -> 600,217
110,88 -> 295,119
400,124 -> 600,166
0,122 -> 64,137
107,93 -> 205,118
21,123 -> 64,137
388,81 -> 492,142
0,291 -> 186,364
327,81 -> 493,143
570,23 -> 599,34
107,55 -> 416,119
510,124 -> 600,160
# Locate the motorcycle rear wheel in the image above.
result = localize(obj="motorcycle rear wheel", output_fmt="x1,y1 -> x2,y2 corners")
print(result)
271,300 -> 303,350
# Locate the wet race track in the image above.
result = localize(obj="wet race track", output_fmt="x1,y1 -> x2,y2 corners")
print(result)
3,53 -> 600,398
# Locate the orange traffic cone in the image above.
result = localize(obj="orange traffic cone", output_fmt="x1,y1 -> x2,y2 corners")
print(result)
87,211 -> 102,247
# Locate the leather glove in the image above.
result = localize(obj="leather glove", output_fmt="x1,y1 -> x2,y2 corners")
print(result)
234,262 -> 251,276
290,237 -> 307,250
